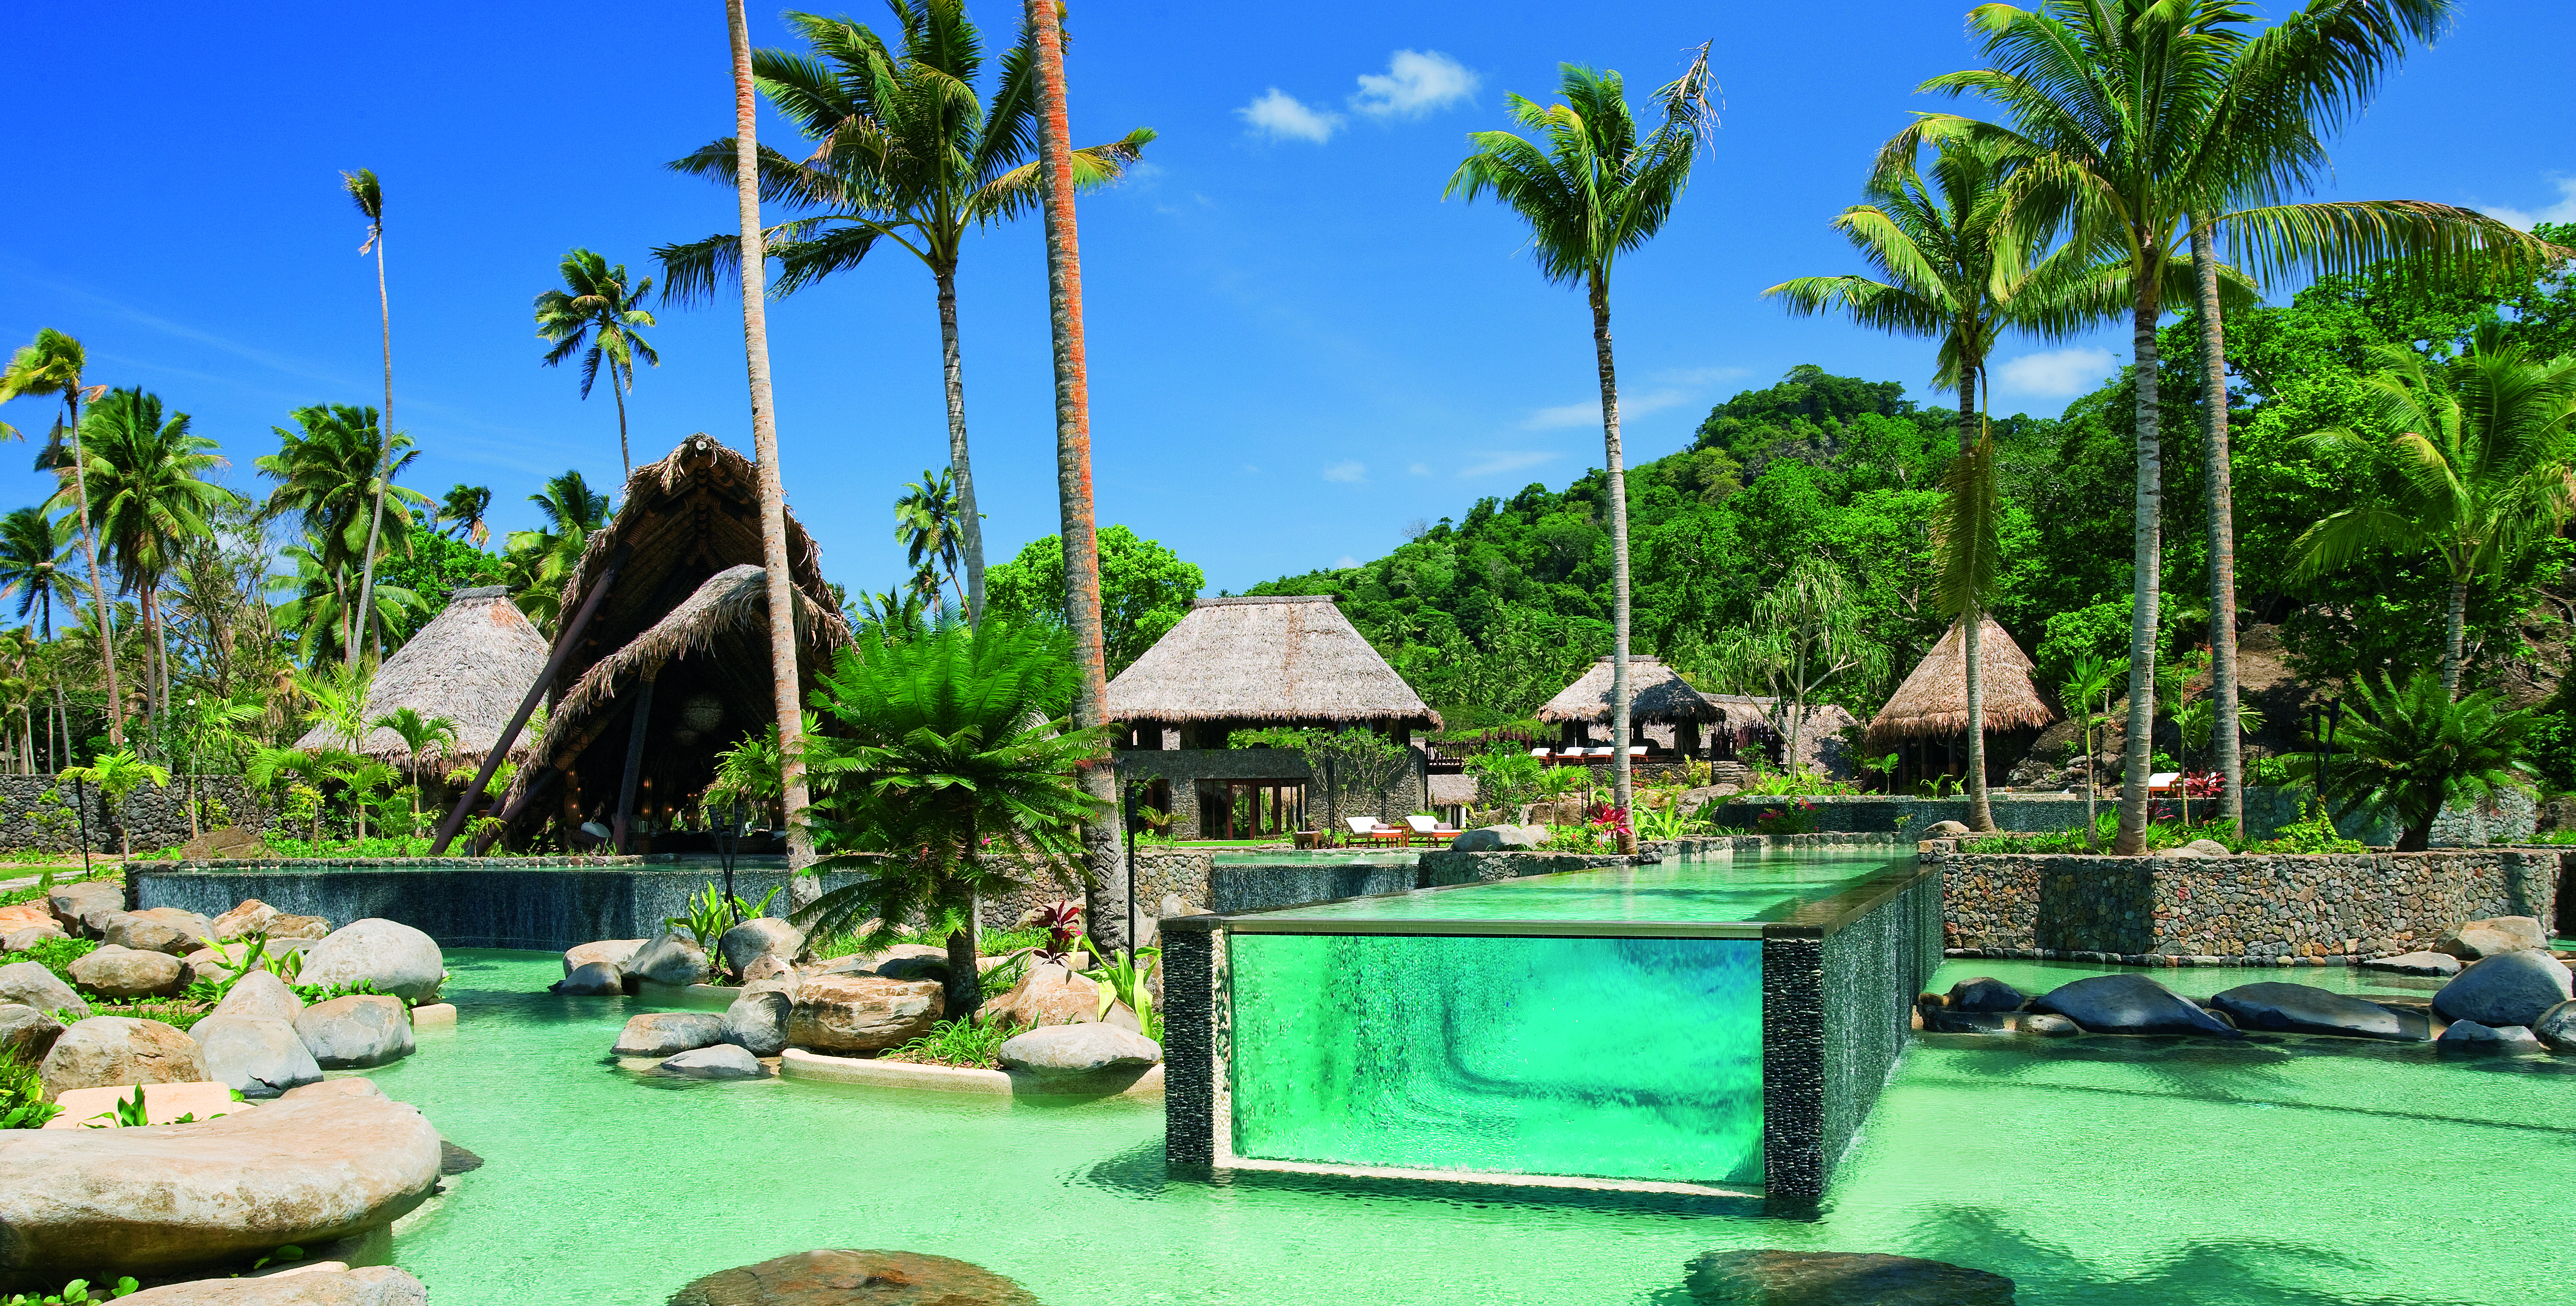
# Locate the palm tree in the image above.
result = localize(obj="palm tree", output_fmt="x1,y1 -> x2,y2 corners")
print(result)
502,470 -> 611,632
894,468 -> 967,617
2321,668 -> 2533,852
341,169 -> 402,672
0,509 -> 72,771
58,747 -> 169,862
534,249 -> 661,480
270,534 -> 425,663
373,706 -> 458,834
662,0 -> 1155,624
259,404 -> 429,656
437,484 -> 491,544
1448,52 -> 1714,852
725,0 -> 820,905
0,329 -> 123,744
2295,325 -> 2576,694
2057,652 -> 2129,848
793,619 -> 1112,1016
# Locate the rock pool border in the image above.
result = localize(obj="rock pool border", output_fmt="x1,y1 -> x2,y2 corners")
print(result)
780,1047 -> 1163,1098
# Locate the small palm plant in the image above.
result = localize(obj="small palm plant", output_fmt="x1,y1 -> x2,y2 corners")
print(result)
2057,654 -> 2129,849
58,748 -> 171,861
2321,668 -> 2535,852
373,707 -> 458,834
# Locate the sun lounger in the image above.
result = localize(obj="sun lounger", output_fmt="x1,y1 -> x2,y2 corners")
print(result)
2146,771 -> 2182,797
1343,816 -> 1406,847
1405,814 -> 1462,845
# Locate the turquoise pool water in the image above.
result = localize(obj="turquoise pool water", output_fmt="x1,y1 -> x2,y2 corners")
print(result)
370,949 -> 2574,1306
1238,849 -> 1896,925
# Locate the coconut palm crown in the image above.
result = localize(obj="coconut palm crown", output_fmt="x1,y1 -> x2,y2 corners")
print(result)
534,248 -> 660,480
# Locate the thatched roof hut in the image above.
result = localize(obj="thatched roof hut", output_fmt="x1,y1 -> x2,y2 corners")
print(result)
1105,596 -> 1440,735
1535,656 -> 1725,725
293,586 -> 550,771
1864,616 -> 2054,746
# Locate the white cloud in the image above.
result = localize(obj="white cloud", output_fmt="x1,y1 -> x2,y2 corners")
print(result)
1459,450 -> 1557,478
1334,555 -> 1361,569
1995,347 -> 2118,398
1520,389 -> 1688,430
2481,177 -> 2576,232
1322,460 -> 1367,483
1240,88 -> 1340,144
1407,462 -> 1433,476
1350,51 -> 1478,118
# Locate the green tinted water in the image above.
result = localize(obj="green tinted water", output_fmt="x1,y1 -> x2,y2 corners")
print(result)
372,950 -> 2574,1306
1239,850 -> 1894,925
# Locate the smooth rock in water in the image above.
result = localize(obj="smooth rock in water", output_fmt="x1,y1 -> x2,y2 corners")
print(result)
2532,1000 -> 2576,1054
38,1016 -> 207,1097
2016,1013 -> 2081,1037
213,969 -> 308,1023
1944,977 -> 2025,1013
613,1011 -> 725,1057
564,938 -> 645,977
119,1266 -> 429,1305
2363,950 -> 2460,977
440,1140 -> 484,1174
787,975 -> 943,1053
720,990 -> 790,1056
2432,950 -> 2573,1028
557,960 -> 625,996
1451,824 -> 1541,852
210,898 -> 282,942
103,908 -> 216,957
668,1249 -> 1043,1306
1920,1006 -> 2010,1035
2209,982 -> 2427,1041
47,882 -> 124,934
2435,916 -> 2549,961
659,1044 -> 767,1079
0,1089 -> 441,1278
5,923 -> 70,952
0,1003 -> 66,1061
293,996 -> 414,1069
980,962 -> 1100,1028
194,1014 -> 324,1097
409,1002 -> 454,1029
720,917 -> 804,976
0,959 -> 88,1019
629,931 -> 710,986
2436,1020 -> 2541,1055
2030,974 -> 2240,1038
1922,820 -> 1972,837
68,944 -> 186,998
1683,1249 -> 2017,1305
998,1022 -> 1161,1076
298,919 -> 446,1002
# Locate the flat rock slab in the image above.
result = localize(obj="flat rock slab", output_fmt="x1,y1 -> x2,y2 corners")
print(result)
2362,951 -> 2460,977
667,1249 -> 1044,1306
40,1017 -> 207,1097
788,975 -> 943,1053
659,1044 -> 768,1079
615,1011 -> 725,1057
2207,982 -> 2429,1042
1684,1249 -> 2016,1304
2433,950 -> 2574,1028
43,1080 -> 240,1129
119,1266 -> 427,1305
0,1089 -> 441,1276
2030,974 -> 2240,1038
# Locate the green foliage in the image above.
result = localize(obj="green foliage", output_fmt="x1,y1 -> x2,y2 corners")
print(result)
373,523 -> 504,623
22,935 -> 96,985
2258,799 -> 2368,854
1463,745 -> 1548,810
983,525 -> 1205,678
2,1049 -> 58,1129
880,1014 -> 1021,1070
1079,938 -> 1160,1041
181,934 -> 280,1005
2320,670 -> 2536,852
0,1276 -> 138,1304
665,881 -> 781,977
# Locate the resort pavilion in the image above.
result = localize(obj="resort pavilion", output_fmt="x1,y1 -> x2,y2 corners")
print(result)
443,435 -> 849,854
1535,655 -> 1727,759
1864,615 -> 2055,792
294,585 -> 552,788
1105,595 -> 1441,838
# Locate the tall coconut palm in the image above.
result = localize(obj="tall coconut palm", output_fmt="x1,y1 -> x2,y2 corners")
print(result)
0,507 -> 73,639
894,468 -> 968,617
259,404 -> 427,656
534,249 -> 661,480
725,0 -> 819,903
270,534 -> 426,663
343,169 -> 400,671
0,329 -> 123,743
1896,0 -> 2540,853
662,0 -> 1154,625
438,483 -> 491,544
1448,52 -> 1714,852
502,470 -> 612,632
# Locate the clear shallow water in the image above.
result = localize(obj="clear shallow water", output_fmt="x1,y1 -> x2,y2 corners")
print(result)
1236,850 -> 1897,925
371,949 -> 2576,1306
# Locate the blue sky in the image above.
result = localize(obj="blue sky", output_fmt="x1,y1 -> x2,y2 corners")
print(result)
3,1 -> 2568,601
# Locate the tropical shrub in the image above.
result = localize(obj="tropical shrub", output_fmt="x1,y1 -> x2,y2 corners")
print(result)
3,1049 -> 58,1129
2322,670 -> 2536,852
881,1014 -> 1021,1070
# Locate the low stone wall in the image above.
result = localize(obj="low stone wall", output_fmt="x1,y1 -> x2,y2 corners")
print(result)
1929,845 -> 2566,964
1208,861 -> 1420,914
1698,787 -> 2535,846
0,775 -> 268,852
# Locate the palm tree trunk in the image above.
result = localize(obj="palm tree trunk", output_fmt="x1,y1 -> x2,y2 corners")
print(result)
65,397 -> 124,746
2114,283 -> 2166,856
2443,570 -> 2469,696
1586,271 -> 1637,854
729,0 -> 819,906
1959,378 -> 1992,832
2191,221 -> 2244,837
934,268 -> 989,626
613,364 -> 633,482
351,233 -> 395,672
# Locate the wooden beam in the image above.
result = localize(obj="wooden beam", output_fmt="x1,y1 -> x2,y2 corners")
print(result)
613,676 -> 657,853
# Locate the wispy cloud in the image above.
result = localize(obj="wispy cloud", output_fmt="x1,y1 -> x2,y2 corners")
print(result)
1407,462 -> 1432,476
1520,389 -> 1689,430
1333,554 -> 1361,568
1995,347 -> 2117,397
1240,88 -> 1340,144
1654,364 -> 1751,386
1350,51 -> 1478,118
1322,459 -> 1367,483
2480,177 -> 2576,231
1458,450 -> 1557,478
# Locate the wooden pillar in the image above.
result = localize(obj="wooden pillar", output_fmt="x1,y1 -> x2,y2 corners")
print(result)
614,676 -> 657,853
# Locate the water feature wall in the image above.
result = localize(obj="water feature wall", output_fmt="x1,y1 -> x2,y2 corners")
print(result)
1207,858 -> 1422,914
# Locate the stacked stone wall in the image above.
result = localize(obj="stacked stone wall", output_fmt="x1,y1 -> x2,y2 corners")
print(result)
0,775 -> 268,852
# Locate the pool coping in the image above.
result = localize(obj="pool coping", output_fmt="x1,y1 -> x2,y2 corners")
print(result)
780,1048 -> 1164,1099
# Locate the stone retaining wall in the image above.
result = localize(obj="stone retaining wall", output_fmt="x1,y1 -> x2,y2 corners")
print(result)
1698,787 -> 2535,846
0,775 -> 269,852
1928,845 -> 2566,964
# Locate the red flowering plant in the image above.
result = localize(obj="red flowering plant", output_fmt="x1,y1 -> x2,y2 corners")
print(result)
1757,798 -> 1821,836
1588,802 -> 1633,840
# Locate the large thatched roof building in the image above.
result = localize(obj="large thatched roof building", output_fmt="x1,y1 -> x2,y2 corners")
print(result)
1865,616 -> 2054,790
1106,596 -> 1440,744
1536,655 -> 1726,752
294,586 -> 550,771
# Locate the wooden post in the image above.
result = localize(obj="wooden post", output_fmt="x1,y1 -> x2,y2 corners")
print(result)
613,676 -> 657,853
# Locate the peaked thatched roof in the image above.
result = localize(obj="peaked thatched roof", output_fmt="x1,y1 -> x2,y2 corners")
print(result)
1105,595 -> 1440,728
293,586 -> 552,769
1535,656 -> 1726,724
1865,616 -> 2055,745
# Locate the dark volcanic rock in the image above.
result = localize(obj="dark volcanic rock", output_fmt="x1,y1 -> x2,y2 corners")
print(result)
1944,978 -> 2025,1013
440,1140 -> 485,1175
2030,974 -> 2240,1038
2207,982 -> 2430,1042
1684,1249 -> 2015,1304
667,1250 -> 1043,1305
2433,951 -> 2573,1028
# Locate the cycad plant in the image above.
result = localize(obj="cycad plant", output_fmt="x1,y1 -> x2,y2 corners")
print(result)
792,618 -> 1112,1016
1448,51 -> 1714,851
2321,668 -> 2533,852
534,249 -> 660,480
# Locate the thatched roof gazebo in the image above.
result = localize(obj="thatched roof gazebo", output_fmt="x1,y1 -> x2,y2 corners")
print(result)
1536,655 -> 1725,753
295,585 -> 551,772
1865,616 -> 2054,790
1106,596 -> 1441,742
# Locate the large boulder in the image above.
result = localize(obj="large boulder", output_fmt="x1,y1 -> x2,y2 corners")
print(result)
2436,1020 -> 2541,1055
1923,820 -> 1973,838
208,898 -> 281,942
67,944 -> 186,998
2432,950 -> 2574,1028
120,1266 -> 429,1305
265,914 -> 334,941
720,991 -> 791,1057
980,962 -> 1100,1028
47,882 -> 125,935
212,969 -> 307,1023
1682,1249 -> 2016,1305
997,1023 -> 1161,1077
0,959 -> 88,1019
614,1012 -> 724,1057
37,1016 -> 207,1097
787,975 -> 943,1053
659,1044 -> 767,1080
103,908 -> 216,957
293,996 -> 414,1069
2533,1000 -> 2576,1055
194,1014 -> 323,1098
2362,951 -> 2460,977
0,901 -> 52,934
564,938 -> 645,976
668,1250 -> 1043,1306
5,923 -> 70,952
1450,825 -> 1542,852
297,920 -> 445,1003
1943,978 -> 2025,1013
2435,916 -> 2549,961
0,1088 -> 440,1278
720,917 -> 805,977
2030,974 -> 2240,1038
2207,982 -> 2430,1042
0,1003 -> 65,1061
630,931 -> 710,986
557,961 -> 625,996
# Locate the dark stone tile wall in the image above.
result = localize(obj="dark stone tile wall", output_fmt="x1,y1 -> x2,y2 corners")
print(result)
0,775 -> 268,852
1761,868 -> 1940,1200
1161,922 -> 1218,1169
1209,862 -> 1421,914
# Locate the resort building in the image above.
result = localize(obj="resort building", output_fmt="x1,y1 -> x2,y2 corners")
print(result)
1865,615 -> 2055,792
1535,655 -> 1727,759
294,584 -> 552,788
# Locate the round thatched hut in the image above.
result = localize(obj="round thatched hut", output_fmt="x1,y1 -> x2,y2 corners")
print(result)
1535,656 -> 1726,757
1864,616 -> 2054,792
293,585 -> 551,774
